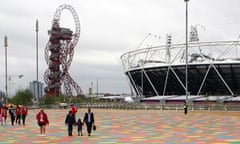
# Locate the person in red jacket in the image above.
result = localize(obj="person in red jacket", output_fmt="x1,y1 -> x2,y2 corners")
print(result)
1,106 -> 7,125
15,105 -> 21,125
21,105 -> 28,125
36,109 -> 49,135
70,103 -> 77,115
0,107 -> 3,125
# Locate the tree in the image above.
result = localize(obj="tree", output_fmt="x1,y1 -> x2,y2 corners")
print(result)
44,96 -> 55,105
10,89 -> 33,105
58,94 -> 68,103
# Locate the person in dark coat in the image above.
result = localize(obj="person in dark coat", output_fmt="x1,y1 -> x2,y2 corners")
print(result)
184,101 -> 188,115
76,118 -> 84,136
8,105 -> 16,126
83,107 -> 95,136
65,110 -> 76,136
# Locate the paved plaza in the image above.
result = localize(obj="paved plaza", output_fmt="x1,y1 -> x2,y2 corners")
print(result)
0,108 -> 240,144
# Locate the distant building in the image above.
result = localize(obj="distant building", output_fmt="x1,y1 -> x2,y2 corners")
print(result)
30,81 -> 44,100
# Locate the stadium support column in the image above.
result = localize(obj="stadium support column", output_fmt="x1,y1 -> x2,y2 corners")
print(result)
184,0 -> 189,114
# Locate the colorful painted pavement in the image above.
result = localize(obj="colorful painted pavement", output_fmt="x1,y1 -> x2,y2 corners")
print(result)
0,109 -> 240,144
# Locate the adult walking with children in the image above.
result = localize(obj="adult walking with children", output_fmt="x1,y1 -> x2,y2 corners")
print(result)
65,110 -> 76,136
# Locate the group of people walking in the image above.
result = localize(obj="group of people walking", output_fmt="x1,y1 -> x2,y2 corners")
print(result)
1,103 -> 96,137
65,105 -> 95,136
0,104 -> 28,126
36,104 -> 95,137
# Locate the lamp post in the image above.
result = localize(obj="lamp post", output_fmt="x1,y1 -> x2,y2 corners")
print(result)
91,81 -> 93,103
184,0 -> 189,114
36,19 -> 39,100
96,77 -> 98,97
4,35 -> 8,104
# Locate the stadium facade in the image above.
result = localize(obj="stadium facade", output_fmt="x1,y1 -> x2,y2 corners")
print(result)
121,27 -> 240,98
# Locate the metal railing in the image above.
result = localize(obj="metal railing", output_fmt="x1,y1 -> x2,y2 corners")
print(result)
77,102 -> 240,111
29,102 -> 240,111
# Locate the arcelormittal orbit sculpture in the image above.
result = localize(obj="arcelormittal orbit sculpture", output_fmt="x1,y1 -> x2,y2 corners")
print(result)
44,4 -> 83,97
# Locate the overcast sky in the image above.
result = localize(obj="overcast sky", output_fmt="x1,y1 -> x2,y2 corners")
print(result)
0,0 -> 240,96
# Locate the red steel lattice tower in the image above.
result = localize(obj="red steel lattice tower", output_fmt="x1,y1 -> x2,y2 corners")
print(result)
44,4 -> 83,97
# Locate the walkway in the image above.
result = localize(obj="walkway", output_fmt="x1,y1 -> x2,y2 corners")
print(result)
0,109 -> 240,144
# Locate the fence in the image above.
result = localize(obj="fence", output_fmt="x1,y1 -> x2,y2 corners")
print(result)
29,102 -> 240,111
78,102 -> 240,111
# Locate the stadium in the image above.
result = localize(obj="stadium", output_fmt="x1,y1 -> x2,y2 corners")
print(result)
121,27 -> 240,104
